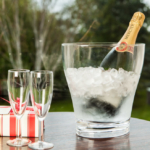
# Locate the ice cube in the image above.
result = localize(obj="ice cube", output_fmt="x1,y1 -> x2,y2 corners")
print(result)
65,67 -> 139,99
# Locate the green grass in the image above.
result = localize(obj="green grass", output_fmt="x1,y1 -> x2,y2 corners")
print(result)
131,104 -> 150,121
50,98 -> 74,112
131,88 -> 150,121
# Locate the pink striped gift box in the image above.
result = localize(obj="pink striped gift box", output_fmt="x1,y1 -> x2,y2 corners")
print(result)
0,106 -> 43,137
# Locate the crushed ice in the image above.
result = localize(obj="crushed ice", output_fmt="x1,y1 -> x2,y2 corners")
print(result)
65,67 -> 139,98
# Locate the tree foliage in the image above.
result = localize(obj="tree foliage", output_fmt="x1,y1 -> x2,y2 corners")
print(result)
0,0 -> 150,91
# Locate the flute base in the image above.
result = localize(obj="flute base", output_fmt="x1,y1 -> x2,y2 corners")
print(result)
7,138 -> 31,147
28,141 -> 54,150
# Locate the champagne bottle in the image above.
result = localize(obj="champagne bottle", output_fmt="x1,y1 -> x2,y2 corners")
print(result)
100,12 -> 145,70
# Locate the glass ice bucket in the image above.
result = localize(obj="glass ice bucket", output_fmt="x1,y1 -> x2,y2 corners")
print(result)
62,43 -> 145,138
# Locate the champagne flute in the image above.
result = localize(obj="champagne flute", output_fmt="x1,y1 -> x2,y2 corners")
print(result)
7,69 -> 31,147
28,70 -> 53,150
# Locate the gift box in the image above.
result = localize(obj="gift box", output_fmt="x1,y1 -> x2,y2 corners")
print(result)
0,106 -> 43,137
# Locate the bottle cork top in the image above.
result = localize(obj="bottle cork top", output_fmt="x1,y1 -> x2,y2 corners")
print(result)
130,12 -> 145,27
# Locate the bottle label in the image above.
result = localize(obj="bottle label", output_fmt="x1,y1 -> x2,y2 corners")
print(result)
116,42 -> 134,54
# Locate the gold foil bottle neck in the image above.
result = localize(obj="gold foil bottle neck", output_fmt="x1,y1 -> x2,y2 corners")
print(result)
116,12 -> 145,53
129,12 -> 145,27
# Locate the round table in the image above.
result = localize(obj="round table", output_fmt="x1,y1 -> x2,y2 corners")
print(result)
1,112 -> 150,150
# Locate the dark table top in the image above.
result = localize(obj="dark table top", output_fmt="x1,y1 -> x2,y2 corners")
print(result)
1,112 -> 150,150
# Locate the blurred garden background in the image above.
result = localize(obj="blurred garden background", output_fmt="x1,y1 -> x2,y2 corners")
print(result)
0,0 -> 150,120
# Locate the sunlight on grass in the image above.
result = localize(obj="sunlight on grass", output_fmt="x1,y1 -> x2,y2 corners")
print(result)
50,98 -> 74,112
